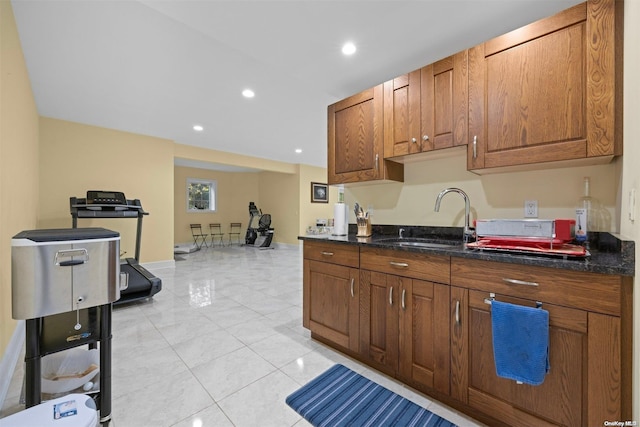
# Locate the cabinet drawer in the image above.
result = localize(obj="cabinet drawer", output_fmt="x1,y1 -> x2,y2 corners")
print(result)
360,247 -> 450,284
451,258 -> 623,316
303,240 -> 359,268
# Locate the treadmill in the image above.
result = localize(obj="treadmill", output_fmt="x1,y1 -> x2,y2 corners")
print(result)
70,191 -> 162,305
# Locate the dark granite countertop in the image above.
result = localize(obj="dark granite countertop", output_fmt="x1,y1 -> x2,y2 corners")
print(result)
299,225 -> 635,277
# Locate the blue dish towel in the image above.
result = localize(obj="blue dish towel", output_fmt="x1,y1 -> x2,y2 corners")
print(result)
491,300 -> 550,386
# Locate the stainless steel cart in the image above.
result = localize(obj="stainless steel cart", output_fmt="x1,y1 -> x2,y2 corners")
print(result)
12,228 -> 122,425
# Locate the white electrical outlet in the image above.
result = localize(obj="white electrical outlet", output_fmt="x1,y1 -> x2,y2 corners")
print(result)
524,200 -> 538,218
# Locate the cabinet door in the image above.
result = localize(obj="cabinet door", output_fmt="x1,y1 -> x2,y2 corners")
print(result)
398,279 -> 450,395
451,257 -> 631,425
464,290 -> 586,427
359,270 -> 399,374
383,70 -> 422,157
421,51 -> 468,151
328,85 -> 403,184
468,1 -> 621,171
304,259 -> 359,352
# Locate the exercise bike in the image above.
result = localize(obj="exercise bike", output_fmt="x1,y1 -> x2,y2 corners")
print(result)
245,202 -> 275,249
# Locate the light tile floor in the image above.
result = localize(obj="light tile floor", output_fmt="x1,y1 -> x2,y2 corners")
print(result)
1,243 -> 487,427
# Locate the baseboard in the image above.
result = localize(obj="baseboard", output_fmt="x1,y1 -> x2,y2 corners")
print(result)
0,320 -> 25,409
141,259 -> 175,270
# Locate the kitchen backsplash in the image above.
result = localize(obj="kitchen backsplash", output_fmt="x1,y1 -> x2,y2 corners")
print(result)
343,150 -> 620,233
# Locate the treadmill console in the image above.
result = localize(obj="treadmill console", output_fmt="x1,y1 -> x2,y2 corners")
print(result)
86,190 -> 127,205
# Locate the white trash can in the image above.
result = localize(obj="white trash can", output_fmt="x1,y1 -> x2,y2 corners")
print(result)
1,394 -> 98,427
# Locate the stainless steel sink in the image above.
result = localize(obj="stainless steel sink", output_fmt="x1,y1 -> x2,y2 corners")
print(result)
377,238 -> 462,249
394,241 -> 460,249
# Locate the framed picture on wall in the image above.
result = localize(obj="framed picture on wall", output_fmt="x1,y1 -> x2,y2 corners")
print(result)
311,182 -> 328,203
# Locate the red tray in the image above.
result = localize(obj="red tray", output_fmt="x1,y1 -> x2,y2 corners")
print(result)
467,238 -> 588,258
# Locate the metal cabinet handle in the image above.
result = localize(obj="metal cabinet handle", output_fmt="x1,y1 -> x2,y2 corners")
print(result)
502,278 -> 539,287
389,261 -> 409,268
320,251 -> 334,256
455,300 -> 460,325
389,287 -> 393,306
350,278 -> 355,298
473,135 -> 477,159
54,248 -> 89,266
401,289 -> 406,311
423,135 -> 429,141
411,137 -> 417,143
375,153 -> 379,171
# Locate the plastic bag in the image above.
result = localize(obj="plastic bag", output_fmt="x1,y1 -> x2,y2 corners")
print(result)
41,348 -> 100,394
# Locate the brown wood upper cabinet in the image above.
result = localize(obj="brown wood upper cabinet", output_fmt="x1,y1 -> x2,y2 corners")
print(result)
383,71 -> 421,157
328,84 -> 403,184
384,51 -> 468,158
467,0 -> 623,172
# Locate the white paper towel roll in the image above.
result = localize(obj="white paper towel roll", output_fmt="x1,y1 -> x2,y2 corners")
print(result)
333,203 -> 348,236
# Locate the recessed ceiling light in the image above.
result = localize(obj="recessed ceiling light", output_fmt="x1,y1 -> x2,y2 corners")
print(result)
295,148 -> 302,154
193,125 -> 204,132
342,42 -> 356,56
242,89 -> 255,98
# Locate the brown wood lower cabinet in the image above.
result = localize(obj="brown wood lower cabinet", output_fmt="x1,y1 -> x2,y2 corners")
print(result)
360,270 -> 450,394
303,241 -> 359,352
302,241 -> 632,427
452,288 -> 586,426
398,277 -> 450,395
451,258 -> 633,427
359,270 -> 398,373
359,247 -> 451,394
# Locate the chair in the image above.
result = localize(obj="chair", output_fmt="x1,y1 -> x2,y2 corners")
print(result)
228,222 -> 242,245
190,224 -> 208,249
209,223 -> 225,247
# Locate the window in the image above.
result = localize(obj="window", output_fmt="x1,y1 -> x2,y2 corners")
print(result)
187,179 -> 217,212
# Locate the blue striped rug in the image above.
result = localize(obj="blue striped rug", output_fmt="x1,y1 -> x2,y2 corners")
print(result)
286,364 -> 457,427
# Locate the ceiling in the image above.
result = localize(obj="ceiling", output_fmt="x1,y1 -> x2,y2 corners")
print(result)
12,0 -> 582,172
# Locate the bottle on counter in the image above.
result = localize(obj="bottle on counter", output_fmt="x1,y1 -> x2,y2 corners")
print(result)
575,177 -> 600,246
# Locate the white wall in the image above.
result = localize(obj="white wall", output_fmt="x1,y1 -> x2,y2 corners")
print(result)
621,0 -> 640,421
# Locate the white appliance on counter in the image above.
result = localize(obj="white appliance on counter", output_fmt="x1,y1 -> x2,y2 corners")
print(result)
333,203 -> 348,236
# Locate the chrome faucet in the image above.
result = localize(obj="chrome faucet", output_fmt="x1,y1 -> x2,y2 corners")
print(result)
434,188 -> 475,243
